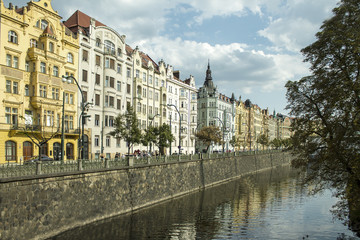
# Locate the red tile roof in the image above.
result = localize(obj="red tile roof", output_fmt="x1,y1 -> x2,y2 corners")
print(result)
63,10 -> 106,35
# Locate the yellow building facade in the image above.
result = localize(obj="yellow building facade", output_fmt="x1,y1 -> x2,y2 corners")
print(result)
0,0 -> 79,164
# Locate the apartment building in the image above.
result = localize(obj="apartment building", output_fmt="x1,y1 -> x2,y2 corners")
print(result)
0,0 -> 79,164
63,10 -> 132,159
197,63 -> 236,153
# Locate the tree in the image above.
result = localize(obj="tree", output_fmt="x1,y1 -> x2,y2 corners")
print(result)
153,124 -> 174,155
285,0 -> 360,235
19,116 -> 59,161
195,126 -> 222,153
270,138 -> 282,150
256,134 -> 269,150
141,125 -> 157,152
229,136 -> 241,151
109,106 -> 142,155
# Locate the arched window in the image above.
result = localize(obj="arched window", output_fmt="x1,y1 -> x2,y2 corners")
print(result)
67,53 -> 73,63
36,19 -> 48,30
5,141 -> 17,162
53,142 -> 61,161
104,40 -> 115,55
30,39 -> 38,48
66,143 -> 74,160
8,31 -> 18,44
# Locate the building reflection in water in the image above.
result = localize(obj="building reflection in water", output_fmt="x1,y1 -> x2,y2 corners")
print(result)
49,166 -> 355,240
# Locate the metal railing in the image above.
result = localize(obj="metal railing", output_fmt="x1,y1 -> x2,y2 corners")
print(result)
0,150 -> 285,179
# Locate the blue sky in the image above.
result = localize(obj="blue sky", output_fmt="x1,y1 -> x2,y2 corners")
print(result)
4,0 -> 339,114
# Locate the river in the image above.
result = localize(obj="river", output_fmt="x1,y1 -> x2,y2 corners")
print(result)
49,166 -> 359,239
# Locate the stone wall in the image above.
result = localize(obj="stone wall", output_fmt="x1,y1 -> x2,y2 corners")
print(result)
0,151 -> 293,240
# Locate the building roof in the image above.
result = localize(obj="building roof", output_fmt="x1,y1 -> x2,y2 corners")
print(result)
63,10 -> 106,35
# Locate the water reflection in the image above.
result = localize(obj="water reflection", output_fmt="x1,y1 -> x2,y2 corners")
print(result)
49,166 -> 359,239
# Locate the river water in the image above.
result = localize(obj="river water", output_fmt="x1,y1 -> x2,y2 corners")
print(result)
49,166 -> 359,239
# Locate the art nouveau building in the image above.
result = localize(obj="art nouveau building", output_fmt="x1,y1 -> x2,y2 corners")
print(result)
0,0 -> 79,164
165,66 -> 197,155
64,10 -> 132,159
197,63 -> 236,153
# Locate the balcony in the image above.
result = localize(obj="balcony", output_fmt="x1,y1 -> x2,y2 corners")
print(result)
1,66 -> 23,80
30,96 -> 62,109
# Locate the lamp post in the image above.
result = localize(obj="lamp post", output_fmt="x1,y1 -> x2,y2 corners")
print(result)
167,104 -> 182,154
62,75 -> 90,160
213,116 -> 225,153
148,113 -> 160,153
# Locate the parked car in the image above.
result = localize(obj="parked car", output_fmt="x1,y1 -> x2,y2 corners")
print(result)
24,155 -> 54,164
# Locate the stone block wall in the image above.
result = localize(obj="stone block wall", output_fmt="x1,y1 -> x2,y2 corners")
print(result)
0,151 -> 293,240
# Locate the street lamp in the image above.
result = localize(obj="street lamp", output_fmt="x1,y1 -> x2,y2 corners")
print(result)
167,104 -> 182,154
212,116 -> 226,153
62,75 -> 91,160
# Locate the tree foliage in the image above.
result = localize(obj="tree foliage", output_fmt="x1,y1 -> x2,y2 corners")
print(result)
195,126 -> 222,153
229,136 -> 241,149
257,134 -> 269,150
285,0 -> 360,235
153,124 -> 174,155
109,106 -> 142,154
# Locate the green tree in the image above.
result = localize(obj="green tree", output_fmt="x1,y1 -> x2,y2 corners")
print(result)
109,106 -> 142,155
153,124 -> 174,155
229,136 -> 241,150
141,125 -> 157,152
285,0 -> 360,235
270,138 -> 282,150
257,134 -> 269,150
195,126 -> 222,153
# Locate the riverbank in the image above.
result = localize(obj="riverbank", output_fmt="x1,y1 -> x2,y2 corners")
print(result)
0,151 -> 294,240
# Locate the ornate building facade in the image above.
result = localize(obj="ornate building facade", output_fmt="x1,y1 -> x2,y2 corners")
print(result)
0,0 -> 79,164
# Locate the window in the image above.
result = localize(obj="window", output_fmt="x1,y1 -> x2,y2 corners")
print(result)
52,88 -> 59,100
82,70 -> 88,82
105,58 -> 109,68
95,74 -> 100,85
136,70 -> 140,78
143,73 -> 147,82
117,81 -> 121,91
105,76 -> 109,87
116,138 -> 121,148
40,62 -> 46,73
137,103 -> 141,113
25,61 -> 30,72
49,42 -> 54,52
149,90 -> 153,99
105,115 -> 109,126
117,64 -> 122,74
83,91 -> 87,103
127,68 -> 131,78
5,107 -> 18,125
44,110 -> 54,126
37,19 -> 48,30
67,53 -> 73,63
106,136 -> 111,147
95,135 -> 99,146
109,116 -> 114,127
155,92 -> 159,101
5,141 -> 17,162
143,88 -> 147,98
82,49 -> 88,61
109,96 -> 114,107
25,85 -> 29,96
104,40 -> 115,55
96,38 -> 101,47
6,54 -> 11,67
13,57 -> 18,68
69,94 -> 74,104
96,55 -> 101,66
53,66 -> 59,77
110,77 -> 115,88
95,94 -> 100,106
117,48 -> 122,57
127,84 -> 131,94
30,39 -> 37,48
110,59 -> 115,69
40,85 -> 47,98
149,75 -> 152,84
155,78 -> 159,86
95,115 -> 99,126
8,31 -> 18,44
6,80 -> 18,94
117,99 -> 121,110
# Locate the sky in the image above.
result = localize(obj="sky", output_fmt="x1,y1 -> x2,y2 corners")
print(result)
4,0 -> 339,114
